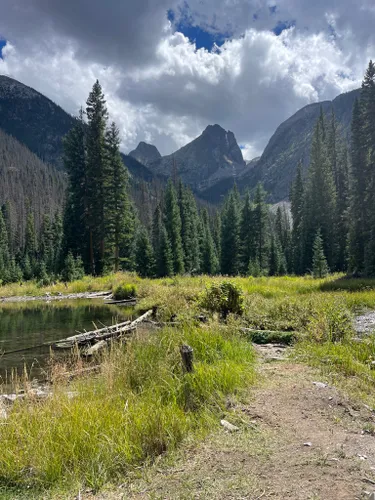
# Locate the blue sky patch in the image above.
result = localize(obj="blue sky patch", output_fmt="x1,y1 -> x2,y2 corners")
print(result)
168,7 -> 229,51
0,39 -> 6,59
272,20 -> 295,35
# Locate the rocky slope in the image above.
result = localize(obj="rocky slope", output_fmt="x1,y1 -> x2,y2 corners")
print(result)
240,88 -> 360,202
129,141 -> 161,166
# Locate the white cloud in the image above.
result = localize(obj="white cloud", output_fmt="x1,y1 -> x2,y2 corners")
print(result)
0,0 -> 374,158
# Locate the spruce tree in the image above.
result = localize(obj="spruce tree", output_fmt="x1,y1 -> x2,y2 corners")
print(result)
252,183 -> 270,273
52,212 -> 64,274
312,229 -> 329,278
200,208 -> 219,275
239,192 -> 254,273
104,122 -> 132,272
63,109 -> 87,267
158,225 -> 173,277
164,180 -> 184,274
40,214 -> 54,275
220,187 -> 240,275
348,98 -> 367,274
269,235 -> 281,276
303,115 -> 336,271
24,211 -> 37,277
134,227 -> 155,277
290,161 -> 305,274
178,182 -> 200,273
86,80 -> 108,275
0,210 -> 10,282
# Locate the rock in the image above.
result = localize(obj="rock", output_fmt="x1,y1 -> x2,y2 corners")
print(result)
304,442 -> 312,447
358,454 -> 368,460
313,381 -> 328,388
220,419 -> 240,432
369,492 -> 375,500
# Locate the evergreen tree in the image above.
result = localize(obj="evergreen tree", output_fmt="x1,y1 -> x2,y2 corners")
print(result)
335,144 -> 350,271
24,211 -> 37,277
0,210 -> 10,281
275,205 -> 292,272
269,235 -> 281,276
312,229 -> 329,278
348,98 -> 367,274
63,109 -> 88,267
86,80 -> 108,275
239,192 -> 254,273
62,252 -> 85,282
200,208 -> 219,275
134,227 -> 155,277
252,183 -> 270,273
220,186 -> 240,275
178,182 -> 201,273
104,122 -> 132,272
362,61 -> 375,275
290,161 -> 305,274
40,214 -> 54,275
158,225 -> 174,277
164,180 -> 184,274
52,212 -> 64,274
303,115 -> 336,271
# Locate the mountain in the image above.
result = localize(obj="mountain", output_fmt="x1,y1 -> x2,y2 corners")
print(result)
0,75 -> 77,168
129,141 -> 161,166
0,128 -> 66,248
146,124 -> 247,195
240,88 -> 360,202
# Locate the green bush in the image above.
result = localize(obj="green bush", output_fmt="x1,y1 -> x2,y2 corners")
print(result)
113,283 -> 137,300
200,281 -> 244,319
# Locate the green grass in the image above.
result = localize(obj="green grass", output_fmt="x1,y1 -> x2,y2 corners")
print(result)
3,273 -> 375,495
0,324 -> 255,493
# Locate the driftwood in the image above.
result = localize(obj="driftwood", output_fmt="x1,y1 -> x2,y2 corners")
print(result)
104,298 -> 137,305
53,310 -> 153,350
84,340 -> 108,357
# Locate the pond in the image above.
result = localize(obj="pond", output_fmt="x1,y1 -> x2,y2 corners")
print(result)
0,299 -> 134,384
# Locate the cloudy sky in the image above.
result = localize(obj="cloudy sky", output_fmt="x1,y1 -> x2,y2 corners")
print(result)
0,1 -> 374,159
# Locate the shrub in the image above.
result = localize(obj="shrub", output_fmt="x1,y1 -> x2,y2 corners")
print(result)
305,299 -> 353,343
113,283 -> 137,300
200,281 -> 244,319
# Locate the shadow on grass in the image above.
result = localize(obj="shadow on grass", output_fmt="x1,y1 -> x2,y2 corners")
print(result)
320,276 -> 375,292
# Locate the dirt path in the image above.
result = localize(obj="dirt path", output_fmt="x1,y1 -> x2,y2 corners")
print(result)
88,347 -> 375,500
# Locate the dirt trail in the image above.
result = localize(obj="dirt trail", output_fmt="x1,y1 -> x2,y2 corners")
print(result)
89,347 -> 375,500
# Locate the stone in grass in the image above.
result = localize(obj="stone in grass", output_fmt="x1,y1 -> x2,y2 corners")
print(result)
304,442 -> 312,447
370,492 -> 375,500
313,382 -> 328,389
220,419 -> 240,432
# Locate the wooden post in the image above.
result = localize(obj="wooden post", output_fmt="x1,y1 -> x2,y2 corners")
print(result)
180,344 -> 194,373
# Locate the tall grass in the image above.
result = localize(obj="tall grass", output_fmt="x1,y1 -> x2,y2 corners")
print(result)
0,325 -> 255,491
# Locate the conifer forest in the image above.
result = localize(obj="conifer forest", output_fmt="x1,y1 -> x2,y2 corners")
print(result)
0,61 -> 374,284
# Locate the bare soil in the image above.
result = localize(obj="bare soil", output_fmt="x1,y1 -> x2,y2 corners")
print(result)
82,346 -> 375,500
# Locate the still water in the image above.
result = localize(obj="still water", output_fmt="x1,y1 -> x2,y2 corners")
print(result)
0,299 -> 134,382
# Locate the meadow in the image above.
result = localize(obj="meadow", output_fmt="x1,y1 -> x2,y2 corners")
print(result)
1,273 -> 375,496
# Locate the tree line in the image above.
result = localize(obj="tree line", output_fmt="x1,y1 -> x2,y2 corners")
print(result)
0,61 -> 374,284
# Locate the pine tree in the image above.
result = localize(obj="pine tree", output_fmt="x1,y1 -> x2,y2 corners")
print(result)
52,212 -> 63,274
269,235 -> 281,276
348,98 -> 367,274
134,227 -> 155,277
239,192 -> 254,273
275,205 -> 292,272
178,182 -> 201,273
104,122 -> 132,272
303,115 -> 336,271
335,144 -> 350,272
24,211 -> 37,277
362,61 -> 375,275
164,180 -> 184,274
63,109 -> 88,267
86,80 -> 108,275
0,210 -> 10,281
40,214 -> 54,275
200,208 -> 219,275
158,225 -> 173,277
312,229 -> 329,278
220,186 -> 240,275
290,161 -> 305,274
252,183 -> 270,273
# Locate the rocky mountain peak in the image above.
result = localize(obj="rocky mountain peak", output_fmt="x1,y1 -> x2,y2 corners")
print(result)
129,141 -> 161,166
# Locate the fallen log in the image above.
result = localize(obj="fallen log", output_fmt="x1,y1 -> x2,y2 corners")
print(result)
53,310 -> 153,350
104,298 -> 137,305
84,340 -> 107,357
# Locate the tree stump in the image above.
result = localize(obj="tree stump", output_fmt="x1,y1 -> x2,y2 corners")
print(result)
180,344 -> 194,373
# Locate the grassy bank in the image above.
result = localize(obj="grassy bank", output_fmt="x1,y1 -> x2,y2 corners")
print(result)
0,323 -> 255,494
3,273 -> 375,495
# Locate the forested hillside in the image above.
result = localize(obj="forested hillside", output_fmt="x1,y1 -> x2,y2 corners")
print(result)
0,128 -> 66,250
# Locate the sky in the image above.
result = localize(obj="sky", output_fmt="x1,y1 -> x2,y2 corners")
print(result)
0,1 -> 374,160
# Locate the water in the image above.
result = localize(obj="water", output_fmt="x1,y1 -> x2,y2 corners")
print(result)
0,299 -> 134,383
